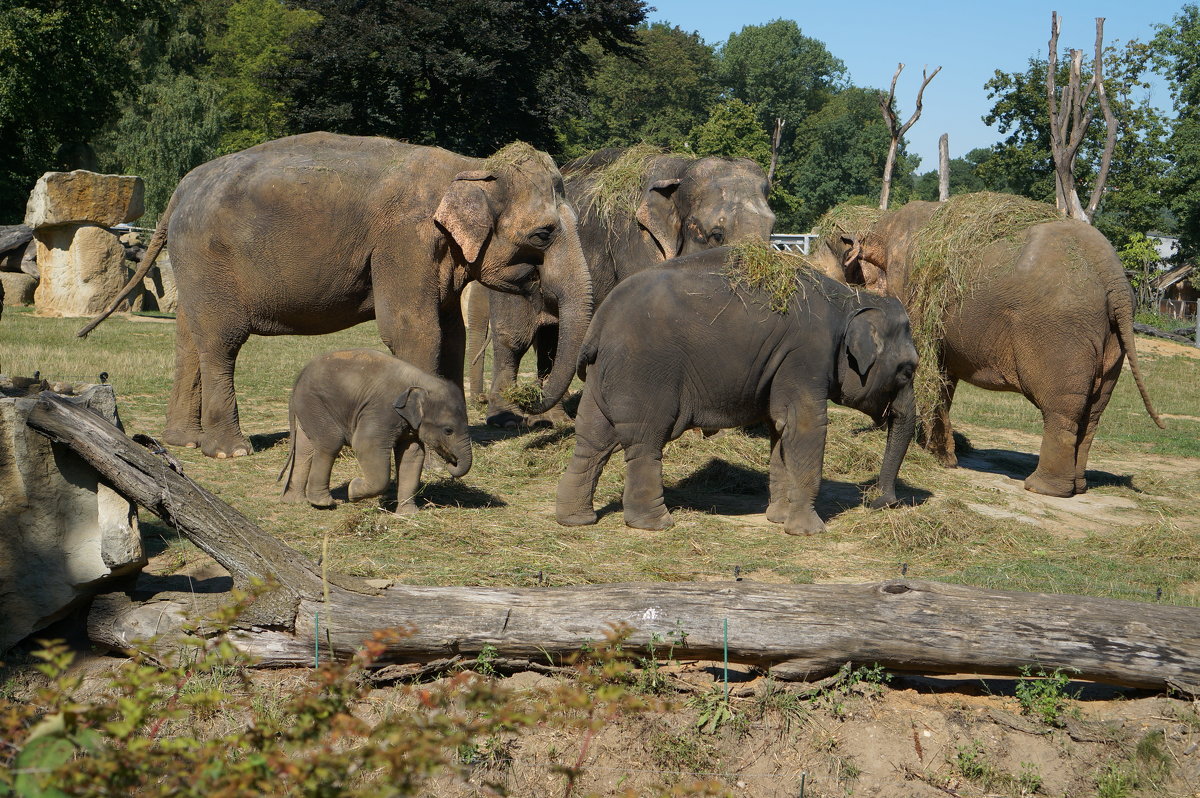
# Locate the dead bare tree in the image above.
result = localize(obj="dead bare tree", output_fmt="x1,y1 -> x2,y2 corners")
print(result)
879,63 -> 942,210
1046,12 -> 1117,222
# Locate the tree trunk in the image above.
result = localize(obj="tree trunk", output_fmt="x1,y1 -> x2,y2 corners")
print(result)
24,393 -> 1200,694
938,133 -> 950,202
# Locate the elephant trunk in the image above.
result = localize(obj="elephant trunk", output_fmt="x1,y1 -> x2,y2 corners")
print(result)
445,431 -> 473,479
870,383 -> 916,510
531,205 -> 593,414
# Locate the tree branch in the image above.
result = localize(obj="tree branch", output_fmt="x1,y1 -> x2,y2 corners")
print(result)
1087,17 -> 1117,220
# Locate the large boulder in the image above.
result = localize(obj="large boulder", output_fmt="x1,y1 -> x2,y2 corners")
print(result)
32,224 -> 129,317
0,385 -> 144,653
24,171 -> 144,228
1,272 -> 37,306
0,225 -> 32,271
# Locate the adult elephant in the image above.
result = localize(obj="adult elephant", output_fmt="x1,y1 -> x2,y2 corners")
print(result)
469,147 -> 776,427
79,133 -> 592,458
824,194 -> 1162,497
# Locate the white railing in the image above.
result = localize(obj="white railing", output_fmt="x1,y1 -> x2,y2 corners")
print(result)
770,233 -> 819,255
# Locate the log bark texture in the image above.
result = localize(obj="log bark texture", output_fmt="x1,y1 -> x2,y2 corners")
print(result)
25,393 -> 1200,693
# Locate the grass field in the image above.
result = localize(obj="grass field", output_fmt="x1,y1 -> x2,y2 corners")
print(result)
4,305 -> 1199,606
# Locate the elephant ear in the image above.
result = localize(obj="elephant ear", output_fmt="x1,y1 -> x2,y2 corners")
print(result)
435,172 -> 496,264
635,178 -> 682,260
845,308 -> 884,379
393,387 -> 426,430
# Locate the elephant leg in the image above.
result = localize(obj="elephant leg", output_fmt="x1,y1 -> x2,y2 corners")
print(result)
1026,397 -> 1086,497
777,402 -> 828,536
766,425 -> 788,523
925,372 -> 959,467
194,320 -> 252,459
393,440 -> 426,515
348,433 -> 393,503
621,442 -> 673,531
281,422 -> 314,503
464,284 -> 490,401
556,388 -> 618,526
486,326 -> 533,428
163,306 -> 202,448
438,303 -> 467,393
305,446 -> 338,508
1072,353 -> 1123,494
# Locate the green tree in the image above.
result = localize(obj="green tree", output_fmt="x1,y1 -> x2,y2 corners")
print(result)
1152,4 -> 1200,258
207,0 -> 320,154
779,87 -> 915,231
0,0 -> 167,220
689,98 -> 770,163
276,0 -> 646,156
717,19 -> 846,136
557,22 -> 717,158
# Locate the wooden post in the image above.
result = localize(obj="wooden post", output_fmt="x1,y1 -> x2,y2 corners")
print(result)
938,133 -> 950,202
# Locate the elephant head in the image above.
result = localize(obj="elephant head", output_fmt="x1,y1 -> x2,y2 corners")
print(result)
636,157 -> 776,260
825,201 -> 941,298
835,300 -> 919,509
434,145 -> 592,413
394,384 -> 473,479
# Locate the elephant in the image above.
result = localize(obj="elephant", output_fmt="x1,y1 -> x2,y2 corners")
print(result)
555,246 -> 919,536
823,196 -> 1163,497
78,132 -> 592,459
280,349 -> 471,511
469,147 -> 776,427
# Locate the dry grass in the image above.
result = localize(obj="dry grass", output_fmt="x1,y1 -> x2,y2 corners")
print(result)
498,381 -> 545,412
572,144 -> 682,221
482,141 -> 552,175
722,241 -> 823,312
811,203 -> 884,242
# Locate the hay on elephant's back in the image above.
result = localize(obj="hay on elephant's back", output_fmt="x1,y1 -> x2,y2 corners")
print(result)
483,141 -> 552,174
906,192 -> 1062,426
812,203 -> 885,242
723,241 -> 823,312
573,144 -> 691,221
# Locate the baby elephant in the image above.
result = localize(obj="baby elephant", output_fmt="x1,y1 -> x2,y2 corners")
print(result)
556,247 -> 919,536
280,349 -> 472,511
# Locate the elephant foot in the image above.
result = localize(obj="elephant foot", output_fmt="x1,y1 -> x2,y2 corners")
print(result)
162,427 -> 202,448
392,500 -> 419,516
348,477 -> 386,502
765,501 -> 789,524
556,508 -> 598,526
280,486 -> 307,504
784,507 -> 826,536
306,492 -> 336,509
932,449 -> 958,468
624,508 -> 674,531
487,409 -> 529,429
200,431 -> 253,459
869,492 -> 900,510
1024,470 -> 1075,498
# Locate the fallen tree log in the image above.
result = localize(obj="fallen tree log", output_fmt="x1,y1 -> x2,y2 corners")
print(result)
26,392 -> 1200,693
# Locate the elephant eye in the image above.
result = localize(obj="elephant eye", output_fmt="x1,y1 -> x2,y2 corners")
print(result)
709,228 -> 725,244
897,363 -> 915,383
443,426 -> 454,436
528,225 -> 555,248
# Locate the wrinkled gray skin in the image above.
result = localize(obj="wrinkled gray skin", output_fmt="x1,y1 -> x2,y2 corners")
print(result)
827,200 -> 1162,497
80,132 -> 592,459
555,248 -> 919,536
470,148 -> 776,426
280,349 -> 471,512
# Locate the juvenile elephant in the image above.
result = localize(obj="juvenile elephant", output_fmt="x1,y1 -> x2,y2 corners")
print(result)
79,133 -> 591,459
280,349 -> 471,511
555,247 -> 919,536
471,148 -> 775,426
825,195 -> 1162,496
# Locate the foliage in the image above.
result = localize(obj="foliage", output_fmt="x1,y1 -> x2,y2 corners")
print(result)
0,0 -> 168,221
206,0 -> 320,155
0,598 -> 663,796
716,18 -> 846,136
687,688 -> 735,735
557,22 -> 718,159
688,98 -> 770,165
1153,5 -> 1200,259
274,0 -> 646,157
1014,665 -> 1079,726
1119,233 -> 1164,306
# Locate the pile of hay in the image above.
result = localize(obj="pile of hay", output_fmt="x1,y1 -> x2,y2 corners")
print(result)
722,241 -> 822,312
811,202 -> 885,243
574,144 -> 690,221
499,381 -> 545,413
904,192 -> 1062,426
483,141 -> 551,175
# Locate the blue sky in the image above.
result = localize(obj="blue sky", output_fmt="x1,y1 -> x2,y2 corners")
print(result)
645,0 -> 1184,171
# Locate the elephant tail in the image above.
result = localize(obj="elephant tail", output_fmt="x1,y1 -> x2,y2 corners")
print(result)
76,198 -> 173,338
1109,272 -> 1165,429
577,338 -> 598,382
